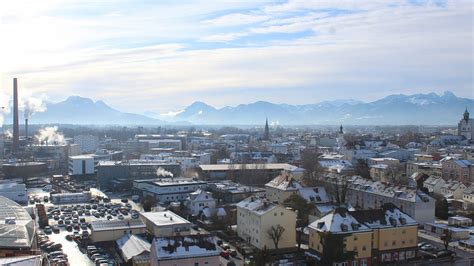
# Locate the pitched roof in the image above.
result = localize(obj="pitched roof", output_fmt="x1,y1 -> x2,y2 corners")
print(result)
350,203 -> 417,228
308,207 -> 370,234
116,234 -> 151,262
265,173 -> 302,191
236,197 -> 279,216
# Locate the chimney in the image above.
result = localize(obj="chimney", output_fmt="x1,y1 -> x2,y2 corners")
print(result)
25,118 -> 28,143
12,78 -> 19,153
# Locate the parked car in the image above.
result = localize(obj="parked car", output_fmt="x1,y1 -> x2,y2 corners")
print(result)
420,244 -> 436,251
229,249 -> 237,257
220,251 -> 230,259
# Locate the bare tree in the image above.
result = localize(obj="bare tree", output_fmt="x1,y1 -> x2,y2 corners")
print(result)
301,148 -> 322,186
331,176 -> 350,205
441,228 -> 453,250
267,224 -> 285,250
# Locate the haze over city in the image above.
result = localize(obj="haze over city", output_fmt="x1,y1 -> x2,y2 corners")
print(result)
0,1 -> 473,266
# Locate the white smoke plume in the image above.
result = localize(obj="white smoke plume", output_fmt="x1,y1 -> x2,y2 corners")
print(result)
156,167 -> 173,177
0,91 -> 10,126
35,126 -> 65,145
21,97 -> 46,119
4,129 -> 12,139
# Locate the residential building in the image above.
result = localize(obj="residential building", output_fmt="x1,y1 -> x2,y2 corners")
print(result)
0,182 -> 27,204
442,159 -> 473,183
308,203 -> 418,265
423,176 -> 446,196
406,161 -> 442,177
133,178 -> 206,203
318,159 -> 353,174
462,184 -> 474,210
90,219 -> 146,243
185,189 -> 216,216
150,235 -> 220,266
337,175 -> 435,225
368,158 -> 400,167
265,173 -> 302,203
440,181 -> 467,200
237,196 -> 297,250
140,211 -> 191,237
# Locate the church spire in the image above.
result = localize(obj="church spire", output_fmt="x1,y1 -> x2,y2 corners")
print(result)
339,124 -> 344,134
464,107 -> 470,121
264,118 -> 270,140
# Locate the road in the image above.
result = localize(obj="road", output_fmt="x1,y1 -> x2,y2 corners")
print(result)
418,231 -> 474,266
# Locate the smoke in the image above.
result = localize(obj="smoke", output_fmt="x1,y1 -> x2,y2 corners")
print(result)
0,91 -> 10,126
156,167 -> 173,177
21,97 -> 46,119
35,126 -> 65,145
4,129 -> 12,139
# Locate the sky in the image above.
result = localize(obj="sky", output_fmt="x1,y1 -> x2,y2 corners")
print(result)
0,0 -> 472,115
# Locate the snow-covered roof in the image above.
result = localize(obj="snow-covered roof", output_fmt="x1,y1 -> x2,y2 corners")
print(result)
236,197 -> 278,216
90,219 -> 145,232
265,173 -> 302,191
423,175 -> 445,186
140,211 -> 190,227
351,203 -> 417,229
116,234 -> 151,262
187,189 -> 214,202
309,208 -> 370,234
298,187 -> 329,203
318,160 -> 353,171
153,235 -> 219,260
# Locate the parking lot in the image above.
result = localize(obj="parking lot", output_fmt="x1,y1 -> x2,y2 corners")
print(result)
36,193 -> 143,266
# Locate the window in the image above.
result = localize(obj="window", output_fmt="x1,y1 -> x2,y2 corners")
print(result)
392,241 -> 396,246
362,246 -> 366,251
194,263 -> 199,266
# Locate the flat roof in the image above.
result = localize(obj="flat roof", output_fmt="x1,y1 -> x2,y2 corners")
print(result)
91,219 -> 145,232
199,163 -> 296,171
140,211 -> 190,227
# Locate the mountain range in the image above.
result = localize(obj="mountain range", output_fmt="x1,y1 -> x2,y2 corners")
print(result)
6,92 -> 473,125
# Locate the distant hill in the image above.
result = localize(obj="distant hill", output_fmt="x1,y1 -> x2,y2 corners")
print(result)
170,91 -> 474,125
12,96 -> 162,125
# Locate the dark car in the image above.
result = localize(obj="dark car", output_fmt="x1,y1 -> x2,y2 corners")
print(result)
220,251 -> 230,259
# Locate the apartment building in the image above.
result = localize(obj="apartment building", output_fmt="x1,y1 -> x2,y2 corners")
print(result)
237,197 -> 297,250
440,180 -> 467,200
308,203 -> 418,265
442,159 -> 473,183
265,173 -> 302,203
406,161 -> 442,177
423,175 -> 446,196
327,175 -> 435,225
463,185 -> 474,210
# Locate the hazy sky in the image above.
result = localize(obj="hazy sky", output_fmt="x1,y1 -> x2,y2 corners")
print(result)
1,0 -> 472,115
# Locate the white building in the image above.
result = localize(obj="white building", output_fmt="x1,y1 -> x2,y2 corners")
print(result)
51,191 -> 92,204
440,181 -> 467,200
150,235 -> 220,266
463,185 -> 474,210
423,176 -> 446,196
185,189 -> 216,216
133,178 -> 207,203
140,211 -> 191,237
74,134 -> 99,153
0,182 -> 27,204
68,155 -> 95,176
331,175 -> 435,225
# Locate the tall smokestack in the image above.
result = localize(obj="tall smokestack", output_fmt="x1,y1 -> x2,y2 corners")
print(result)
12,78 -> 19,153
25,118 -> 28,143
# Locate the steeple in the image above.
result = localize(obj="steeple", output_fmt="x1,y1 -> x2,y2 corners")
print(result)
339,124 -> 344,134
264,118 -> 270,140
464,107 -> 470,121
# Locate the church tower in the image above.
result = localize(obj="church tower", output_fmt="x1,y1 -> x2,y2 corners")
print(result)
264,118 -> 270,140
458,108 -> 473,141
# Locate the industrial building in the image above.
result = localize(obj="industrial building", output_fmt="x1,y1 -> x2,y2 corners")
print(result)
133,178 -> 206,203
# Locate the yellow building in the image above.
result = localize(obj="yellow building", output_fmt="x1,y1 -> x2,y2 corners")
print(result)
237,196 -> 297,250
308,203 -> 418,265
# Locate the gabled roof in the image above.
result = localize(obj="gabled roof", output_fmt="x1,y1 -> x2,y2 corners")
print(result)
236,197 -> 279,216
188,189 -> 214,202
265,173 -> 302,191
298,187 -> 330,203
351,203 -> 417,228
308,207 -> 370,234
116,234 -> 151,262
